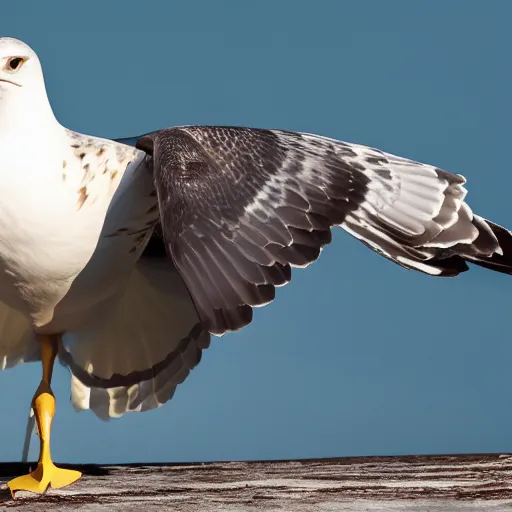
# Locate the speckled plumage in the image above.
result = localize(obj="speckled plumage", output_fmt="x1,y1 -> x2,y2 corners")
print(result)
136,126 -> 512,335
1,36 -> 512,432
0,38 -> 207,424
64,129 -> 138,212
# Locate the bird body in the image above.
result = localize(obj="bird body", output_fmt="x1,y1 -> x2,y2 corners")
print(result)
0,36 -> 510,496
0,129 -> 138,331
0,37 -> 148,334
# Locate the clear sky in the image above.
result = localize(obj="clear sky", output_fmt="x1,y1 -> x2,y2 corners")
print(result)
0,0 -> 511,464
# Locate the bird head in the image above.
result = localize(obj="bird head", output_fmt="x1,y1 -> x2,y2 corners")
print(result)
0,37 -> 56,134
0,37 -> 42,91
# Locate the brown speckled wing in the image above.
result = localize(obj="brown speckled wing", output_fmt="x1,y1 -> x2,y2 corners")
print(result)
66,129 -> 140,212
127,126 -> 512,338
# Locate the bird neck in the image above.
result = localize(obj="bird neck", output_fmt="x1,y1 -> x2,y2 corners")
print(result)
0,85 -> 59,140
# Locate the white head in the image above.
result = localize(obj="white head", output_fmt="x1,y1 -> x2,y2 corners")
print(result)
0,37 -> 56,134
0,37 -> 40,87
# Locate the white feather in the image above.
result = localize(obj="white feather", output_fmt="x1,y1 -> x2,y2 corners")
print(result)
62,257 -> 209,420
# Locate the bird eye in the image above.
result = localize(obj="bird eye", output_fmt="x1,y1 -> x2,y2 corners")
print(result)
6,57 -> 25,71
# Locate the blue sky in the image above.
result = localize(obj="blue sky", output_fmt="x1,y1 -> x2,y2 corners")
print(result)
0,0 -> 511,464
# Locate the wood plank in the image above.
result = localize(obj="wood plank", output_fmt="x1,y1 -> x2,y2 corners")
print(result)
1,454 -> 512,510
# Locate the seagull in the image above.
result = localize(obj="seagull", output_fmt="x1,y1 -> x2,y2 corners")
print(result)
0,36 -> 510,495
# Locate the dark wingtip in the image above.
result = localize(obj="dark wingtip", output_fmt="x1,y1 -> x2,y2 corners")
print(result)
466,220 -> 512,275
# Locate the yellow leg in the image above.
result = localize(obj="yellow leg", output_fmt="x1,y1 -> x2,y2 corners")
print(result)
8,334 -> 81,496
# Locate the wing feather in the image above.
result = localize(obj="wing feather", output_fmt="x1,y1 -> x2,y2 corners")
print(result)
132,126 -> 512,335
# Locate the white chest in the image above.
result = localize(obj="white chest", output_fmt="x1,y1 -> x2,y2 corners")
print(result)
0,136 -> 113,326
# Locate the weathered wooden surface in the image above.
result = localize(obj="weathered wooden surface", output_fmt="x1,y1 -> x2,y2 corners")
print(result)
1,454 -> 512,510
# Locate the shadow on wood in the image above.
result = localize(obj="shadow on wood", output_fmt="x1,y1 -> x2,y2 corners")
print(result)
1,454 -> 512,510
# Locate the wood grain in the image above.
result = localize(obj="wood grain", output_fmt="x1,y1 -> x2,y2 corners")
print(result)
1,454 -> 512,510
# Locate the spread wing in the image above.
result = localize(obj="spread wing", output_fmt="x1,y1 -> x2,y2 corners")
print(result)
131,126 -> 512,336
